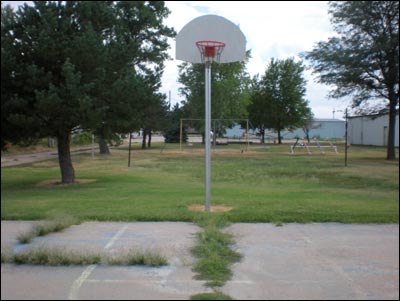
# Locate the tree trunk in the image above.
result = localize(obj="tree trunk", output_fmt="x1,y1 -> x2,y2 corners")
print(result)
147,131 -> 152,148
386,90 -> 397,160
212,122 -> 216,148
98,136 -> 110,155
277,129 -> 282,144
57,131 -> 75,184
305,129 -> 310,143
142,130 -> 147,149
260,126 -> 265,144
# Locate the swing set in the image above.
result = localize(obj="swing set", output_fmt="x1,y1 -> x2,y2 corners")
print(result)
290,137 -> 338,155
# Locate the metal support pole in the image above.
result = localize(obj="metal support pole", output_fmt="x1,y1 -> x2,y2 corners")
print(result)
91,134 -> 95,159
128,133 -> 132,167
204,61 -> 211,212
345,108 -> 348,167
246,119 -> 249,151
180,119 -> 183,152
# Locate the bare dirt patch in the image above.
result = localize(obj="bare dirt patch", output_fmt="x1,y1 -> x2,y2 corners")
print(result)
31,161 -> 59,168
188,204 -> 234,212
35,179 -> 97,187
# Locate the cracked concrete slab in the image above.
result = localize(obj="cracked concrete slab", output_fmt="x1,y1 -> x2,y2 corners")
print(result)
222,223 -> 399,300
1,221 -> 211,300
1,221 -> 399,300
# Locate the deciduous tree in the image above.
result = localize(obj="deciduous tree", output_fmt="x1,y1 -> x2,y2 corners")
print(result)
303,1 -> 399,160
248,58 -> 312,144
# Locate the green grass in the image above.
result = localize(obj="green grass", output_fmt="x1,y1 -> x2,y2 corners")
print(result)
191,216 -> 241,287
1,143 -> 397,300
1,143 -> 399,223
191,292 -> 233,300
17,214 -> 79,244
106,249 -> 168,267
1,247 -> 168,267
9,247 -> 102,266
1,247 -> 12,263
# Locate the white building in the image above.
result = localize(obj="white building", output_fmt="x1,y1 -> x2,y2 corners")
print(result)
225,119 -> 345,140
348,112 -> 399,147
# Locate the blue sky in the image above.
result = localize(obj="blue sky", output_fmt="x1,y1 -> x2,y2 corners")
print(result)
4,1 -> 351,119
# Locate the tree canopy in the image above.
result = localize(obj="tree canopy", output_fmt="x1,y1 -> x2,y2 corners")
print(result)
303,1 -> 399,160
248,58 -> 312,144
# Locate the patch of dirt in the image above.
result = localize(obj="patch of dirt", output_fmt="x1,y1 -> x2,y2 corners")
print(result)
35,179 -> 97,187
188,204 -> 234,212
31,162 -> 59,168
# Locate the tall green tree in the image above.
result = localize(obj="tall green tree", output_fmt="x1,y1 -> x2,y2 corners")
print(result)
248,58 -> 312,144
87,1 -> 174,154
303,1 -> 399,160
1,1 -> 174,183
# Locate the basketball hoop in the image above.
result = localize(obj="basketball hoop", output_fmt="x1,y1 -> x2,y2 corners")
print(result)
177,15 -> 246,212
196,40 -> 225,63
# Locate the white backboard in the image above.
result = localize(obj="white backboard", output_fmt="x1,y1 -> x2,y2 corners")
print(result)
176,14 -> 246,64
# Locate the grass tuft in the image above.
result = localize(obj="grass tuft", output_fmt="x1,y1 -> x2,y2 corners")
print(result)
11,247 -> 101,266
190,292 -> 233,300
1,248 -> 13,263
106,249 -> 168,266
1,247 -> 167,267
17,232 -> 34,244
17,215 -> 79,244
191,216 -> 241,287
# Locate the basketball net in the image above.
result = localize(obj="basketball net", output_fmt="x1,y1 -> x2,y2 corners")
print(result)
196,40 -> 225,63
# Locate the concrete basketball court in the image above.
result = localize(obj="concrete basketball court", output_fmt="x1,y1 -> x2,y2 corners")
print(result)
1,221 -> 399,300
223,223 -> 399,300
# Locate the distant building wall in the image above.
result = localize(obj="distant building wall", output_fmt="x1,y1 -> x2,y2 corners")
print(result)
224,119 -> 345,140
348,112 -> 399,147
281,119 -> 345,140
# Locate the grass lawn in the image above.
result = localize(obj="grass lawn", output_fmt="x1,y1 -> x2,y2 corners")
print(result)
1,142 -> 399,223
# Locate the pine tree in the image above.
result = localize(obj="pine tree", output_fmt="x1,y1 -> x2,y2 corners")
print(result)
1,1 -> 175,182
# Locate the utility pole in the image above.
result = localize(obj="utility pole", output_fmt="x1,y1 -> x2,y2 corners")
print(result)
345,108 -> 348,167
337,108 -> 349,167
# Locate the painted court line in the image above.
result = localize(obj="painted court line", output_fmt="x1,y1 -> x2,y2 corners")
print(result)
68,224 -> 128,300
68,264 -> 97,300
104,225 -> 128,250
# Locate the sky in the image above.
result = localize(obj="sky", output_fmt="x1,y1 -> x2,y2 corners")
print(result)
4,1 -> 351,119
